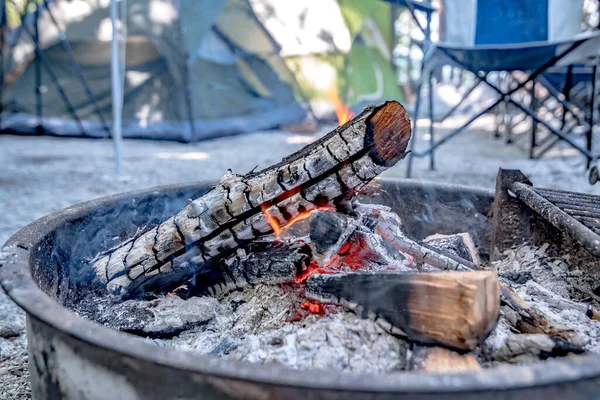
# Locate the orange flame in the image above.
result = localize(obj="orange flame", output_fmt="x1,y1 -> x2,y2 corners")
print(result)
260,204 -> 281,237
260,205 -> 335,239
327,86 -> 354,125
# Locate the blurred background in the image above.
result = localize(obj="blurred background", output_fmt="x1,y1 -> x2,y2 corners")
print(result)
1,0 -> 600,242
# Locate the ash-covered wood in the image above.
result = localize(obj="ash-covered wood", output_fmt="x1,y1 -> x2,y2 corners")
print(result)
90,101 -> 411,297
525,280 -> 600,321
424,233 -> 481,265
305,271 -> 500,351
500,284 -> 573,338
408,346 -> 481,372
309,210 -> 347,255
77,295 -> 220,338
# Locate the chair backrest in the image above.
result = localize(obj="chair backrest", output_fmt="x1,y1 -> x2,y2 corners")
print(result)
441,0 -> 584,46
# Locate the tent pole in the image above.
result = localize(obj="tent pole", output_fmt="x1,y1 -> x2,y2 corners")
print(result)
34,3 -> 43,134
43,0 -> 111,137
0,0 -> 5,128
110,0 -> 123,175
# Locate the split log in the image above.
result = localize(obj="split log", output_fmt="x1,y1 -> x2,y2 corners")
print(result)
305,271 -> 500,351
414,228 -> 578,340
408,346 -> 481,373
90,101 -> 411,296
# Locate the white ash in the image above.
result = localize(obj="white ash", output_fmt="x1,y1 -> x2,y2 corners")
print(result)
150,284 -> 408,373
492,244 -> 600,352
77,295 -> 221,336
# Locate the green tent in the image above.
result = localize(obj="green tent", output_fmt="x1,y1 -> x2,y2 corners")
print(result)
1,0 -> 402,140
253,0 -> 403,117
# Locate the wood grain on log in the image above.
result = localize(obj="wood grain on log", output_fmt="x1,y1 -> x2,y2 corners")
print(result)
306,271 -> 500,351
409,346 -> 481,372
90,101 -> 411,296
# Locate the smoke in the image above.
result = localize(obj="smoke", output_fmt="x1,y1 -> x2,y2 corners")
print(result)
35,185 -> 211,306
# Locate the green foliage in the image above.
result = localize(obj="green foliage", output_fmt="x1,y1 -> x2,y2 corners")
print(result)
5,0 -> 43,28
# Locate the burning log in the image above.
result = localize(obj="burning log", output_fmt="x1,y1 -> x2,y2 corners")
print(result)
90,101 -> 411,296
190,241 -> 313,298
408,346 -> 481,372
305,271 -> 500,351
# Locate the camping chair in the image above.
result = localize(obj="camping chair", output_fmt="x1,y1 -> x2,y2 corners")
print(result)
532,64 -> 599,159
383,0 -> 436,89
405,0 -> 600,178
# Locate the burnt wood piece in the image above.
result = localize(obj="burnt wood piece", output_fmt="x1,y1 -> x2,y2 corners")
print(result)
305,271 -> 500,351
408,346 -> 481,372
374,221 -> 475,272
192,241 -> 312,298
424,233 -> 481,265
500,284 -> 573,339
494,333 -> 585,362
90,101 -> 412,296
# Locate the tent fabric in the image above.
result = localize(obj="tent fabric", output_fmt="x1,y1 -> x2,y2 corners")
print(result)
1,0 -> 306,141
2,0 -> 403,139
251,0 -> 403,116
440,0 -> 584,46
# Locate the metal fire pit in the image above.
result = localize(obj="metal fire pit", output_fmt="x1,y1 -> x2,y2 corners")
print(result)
2,179 -> 600,400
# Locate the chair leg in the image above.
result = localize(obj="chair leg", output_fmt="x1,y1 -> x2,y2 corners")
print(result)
561,66 -> 573,130
530,79 -> 537,159
503,74 -> 514,144
494,102 -> 502,139
428,71 -> 435,170
405,79 -> 423,178
587,65 -> 597,169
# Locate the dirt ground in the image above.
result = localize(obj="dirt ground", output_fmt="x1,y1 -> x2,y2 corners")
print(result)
1,112 -> 599,399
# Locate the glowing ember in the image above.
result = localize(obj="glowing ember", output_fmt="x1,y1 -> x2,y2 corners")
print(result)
294,260 -> 321,283
327,86 -> 354,125
300,300 -> 326,316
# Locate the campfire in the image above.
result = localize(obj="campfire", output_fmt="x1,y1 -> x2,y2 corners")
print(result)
74,101 -> 600,374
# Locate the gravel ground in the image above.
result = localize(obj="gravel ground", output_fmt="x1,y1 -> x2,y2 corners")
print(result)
1,110 -> 599,398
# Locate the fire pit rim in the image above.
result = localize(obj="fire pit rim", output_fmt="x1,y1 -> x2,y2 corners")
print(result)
2,178 -> 600,394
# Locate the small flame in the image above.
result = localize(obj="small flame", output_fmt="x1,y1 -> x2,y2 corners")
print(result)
260,204 -> 281,237
261,206 -> 335,239
327,86 -> 354,125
